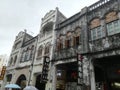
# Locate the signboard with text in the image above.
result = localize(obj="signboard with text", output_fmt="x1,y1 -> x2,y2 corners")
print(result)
77,54 -> 83,90
41,56 -> 50,83
0,66 -> 6,80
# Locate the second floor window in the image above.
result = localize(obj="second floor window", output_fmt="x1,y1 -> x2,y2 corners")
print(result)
20,53 -> 24,62
59,42 -> 63,50
37,47 -> 43,57
13,55 -> 17,65
73,36 -> 80,46
9,57 -> 13,66
24,48 -> 29,61
24,52 -> 29,61
107,20 -> 120,35
90,18 -> 103,40
65,39 -> 70,48
91,26 -> 104,40
30,46 -> 34,60
45,46 -> 50,55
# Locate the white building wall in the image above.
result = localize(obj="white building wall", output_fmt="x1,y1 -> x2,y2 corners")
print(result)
31,8 -> 66,90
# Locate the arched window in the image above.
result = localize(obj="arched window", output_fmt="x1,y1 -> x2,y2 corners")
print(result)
65,32 -> 72,48
20,50 -> 25,62
90,18 -> 104,40
73,27 -> 81,46
56,38 -> 60,51
105,11 -> 120,35
59,36 -> 64,49
13,55 -> 17,65
44,43 -> 51,55
30,45 -> 34,60
105,11 -> 118,23
9,57 -> 13,66
24,47 -> 29,61
56,35 -> 65,51
44,46 -> 49,54
37,46 -> 43,57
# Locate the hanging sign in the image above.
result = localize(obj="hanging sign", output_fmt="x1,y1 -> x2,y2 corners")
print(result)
77,54 -> 83,85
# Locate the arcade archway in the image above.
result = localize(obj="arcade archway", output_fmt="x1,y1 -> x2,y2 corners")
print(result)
16,74 -> 26,90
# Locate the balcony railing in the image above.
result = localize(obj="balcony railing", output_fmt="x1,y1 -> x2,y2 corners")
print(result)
52,45 -> 81,61
88,0 -> 111,11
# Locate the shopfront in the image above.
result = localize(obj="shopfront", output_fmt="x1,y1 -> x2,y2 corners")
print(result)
56,62 -> 77,90
93,55 -> 120,90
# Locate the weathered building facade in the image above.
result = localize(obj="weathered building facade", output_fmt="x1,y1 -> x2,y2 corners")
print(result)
4,8 -> 66,90
30,8 -> 66,90
52,0 -> 120,90
86,0 -> 120,90
4,31 -> 38,90
51,7 -> 88,90
4,0 -> 120,90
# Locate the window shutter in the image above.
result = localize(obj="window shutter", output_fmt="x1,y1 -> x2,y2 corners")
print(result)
73,37 -> 76,46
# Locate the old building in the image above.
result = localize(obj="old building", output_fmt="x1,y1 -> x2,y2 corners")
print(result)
4,31 -> 38,90
85,0 -> 120,90
30,7 -> 66,90
51,7 -> 88,90
51,0 -> 120,90
4,0 -> 120,90
3,8 -> 66,90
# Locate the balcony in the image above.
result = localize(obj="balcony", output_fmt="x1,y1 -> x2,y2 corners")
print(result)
52,45 -> 81,62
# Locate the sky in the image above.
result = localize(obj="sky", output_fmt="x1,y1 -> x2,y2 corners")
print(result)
0,0 -> 99,56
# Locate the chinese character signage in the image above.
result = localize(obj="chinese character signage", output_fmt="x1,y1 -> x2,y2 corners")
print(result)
77,54 -> 83,85
41,56 -> 50,83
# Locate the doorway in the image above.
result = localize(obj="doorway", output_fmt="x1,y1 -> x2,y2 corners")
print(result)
35,74 -> 46,90
16,74 -> 26,90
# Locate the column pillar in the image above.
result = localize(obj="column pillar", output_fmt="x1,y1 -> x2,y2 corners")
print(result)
89,59 -> 96,90
52,65 -> 57,90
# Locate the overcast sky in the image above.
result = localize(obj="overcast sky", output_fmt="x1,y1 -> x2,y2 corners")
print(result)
0,0 -> 99,56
